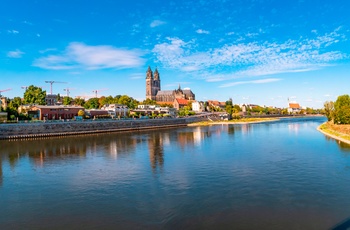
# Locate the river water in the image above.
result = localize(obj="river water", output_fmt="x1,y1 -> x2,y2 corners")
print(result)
1,117 -> 350,229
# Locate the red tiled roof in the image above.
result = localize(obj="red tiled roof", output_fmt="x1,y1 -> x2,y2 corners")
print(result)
289,103 -> 300,109
175,98 -> 189,105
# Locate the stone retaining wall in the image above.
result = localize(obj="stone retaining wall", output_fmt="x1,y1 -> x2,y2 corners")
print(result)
0,117 -> 207,140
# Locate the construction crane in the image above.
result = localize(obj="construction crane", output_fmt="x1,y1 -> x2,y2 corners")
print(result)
45,81 -> 67,95
0,88 -> 11,97
92,88 -> 107,98
22,86 -> 44,91
63,88 -> 75,97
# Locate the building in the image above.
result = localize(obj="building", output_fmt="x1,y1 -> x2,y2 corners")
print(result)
0,97 -> 7,110
101,104 -> 129,117
192,101 -> 204,112
173,98 -> 189,110
207,100 -> 226,110
0,112 -> 7,122
131,104 -> 176,117
45,94 -> 58,106
145,67 -> 195,104
85,109 -> 109,118
288,101 -> 301,114
29,105 -> 84,120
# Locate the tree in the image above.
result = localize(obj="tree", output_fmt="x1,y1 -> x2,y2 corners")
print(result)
118,95 -> 138,109
23,85 -> 46,105
142,98 -> 157,105
62,96 -> 73,105
333,95 -> 350,124
10,97 -> 22,110
84,98 -> 100,109
74,98 -> 85,106
225,99 -> 233,115
323,102 -> 333,117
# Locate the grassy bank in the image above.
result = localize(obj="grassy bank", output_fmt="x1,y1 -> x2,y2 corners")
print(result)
188,117 -> 279,126
318,122 -> 350,144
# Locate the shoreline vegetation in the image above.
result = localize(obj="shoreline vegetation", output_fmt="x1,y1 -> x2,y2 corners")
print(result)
318,122 -> 350,145
188,117 -> 280,126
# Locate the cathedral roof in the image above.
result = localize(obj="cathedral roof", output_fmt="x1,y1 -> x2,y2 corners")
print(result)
156,90 -> 173,96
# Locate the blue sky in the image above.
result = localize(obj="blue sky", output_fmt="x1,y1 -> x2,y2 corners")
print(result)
1,0 -> 350,108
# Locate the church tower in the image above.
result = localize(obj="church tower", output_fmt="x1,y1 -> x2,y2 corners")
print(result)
146,66 -> 153,100
153,67 -> 161,97
146,66 -> 161,100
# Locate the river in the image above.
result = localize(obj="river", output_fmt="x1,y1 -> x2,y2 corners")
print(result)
1,117 -> 350,229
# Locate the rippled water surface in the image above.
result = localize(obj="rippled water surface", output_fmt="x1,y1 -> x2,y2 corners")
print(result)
1,117 -> 350,229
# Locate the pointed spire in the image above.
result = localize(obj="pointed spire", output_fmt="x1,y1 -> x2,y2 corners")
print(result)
154,67 -> 160,80
146,66 -> 153,79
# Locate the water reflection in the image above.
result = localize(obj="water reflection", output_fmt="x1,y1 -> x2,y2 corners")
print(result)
148,132 -> 164,173
324,135 -> 350,154
0,158 -> 2,186
4,117 -> 350,229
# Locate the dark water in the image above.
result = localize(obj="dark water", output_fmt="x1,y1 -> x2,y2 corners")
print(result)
1,117 -> 350,229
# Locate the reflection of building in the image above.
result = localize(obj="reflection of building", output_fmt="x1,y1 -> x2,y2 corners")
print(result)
148,132 -> 164,172
145,67 -> 195,103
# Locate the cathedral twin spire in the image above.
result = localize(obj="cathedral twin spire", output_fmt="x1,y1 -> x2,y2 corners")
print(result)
146,66 -> 160,80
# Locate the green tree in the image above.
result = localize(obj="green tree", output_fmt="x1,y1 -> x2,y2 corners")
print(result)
10,97 -> 22,110
334,95 -> 350,124
324,101 -> 334,121
225,99 -> 233,115
84,98 -> 100,109
142,98 -> 158,105
23,85 -> 46,105
74,98 -> 85,106
118,95 -> 138,109
6,99 -> 19,120
62,96 -> 73,105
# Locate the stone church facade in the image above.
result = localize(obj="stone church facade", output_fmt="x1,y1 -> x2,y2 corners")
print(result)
145,67 -> 195,103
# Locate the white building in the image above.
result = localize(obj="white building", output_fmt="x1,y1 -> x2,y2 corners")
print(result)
101,104 -> 129,117
287,101 -> 301,114
192,101 -> 204,112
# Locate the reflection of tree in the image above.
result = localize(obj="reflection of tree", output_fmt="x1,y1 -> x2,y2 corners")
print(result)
0,158 -> 2,186
148,132 -> 164,173
228,125 -> 235,135
0,132 -> 139,170
336,140 -> 350,154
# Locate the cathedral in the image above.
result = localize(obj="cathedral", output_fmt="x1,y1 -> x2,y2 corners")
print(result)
145,67 -> 195,103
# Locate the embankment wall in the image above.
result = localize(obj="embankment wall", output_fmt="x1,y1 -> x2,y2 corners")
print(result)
0,117 -> 206,140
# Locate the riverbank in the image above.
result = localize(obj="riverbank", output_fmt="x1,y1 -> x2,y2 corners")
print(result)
188,117 -> 280,126
317,122 -> 350,145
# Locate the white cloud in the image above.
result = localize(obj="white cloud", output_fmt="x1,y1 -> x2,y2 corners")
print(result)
7,30 -> 19,34
152,28 -> 347,81
150,20 -> 166,28
196,29 -> 210,34
33,42 -> 145,70
7,49 -> 24,58
219,78 -> 281,88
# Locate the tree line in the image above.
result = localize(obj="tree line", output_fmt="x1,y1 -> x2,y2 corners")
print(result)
324,94 -> 350,124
